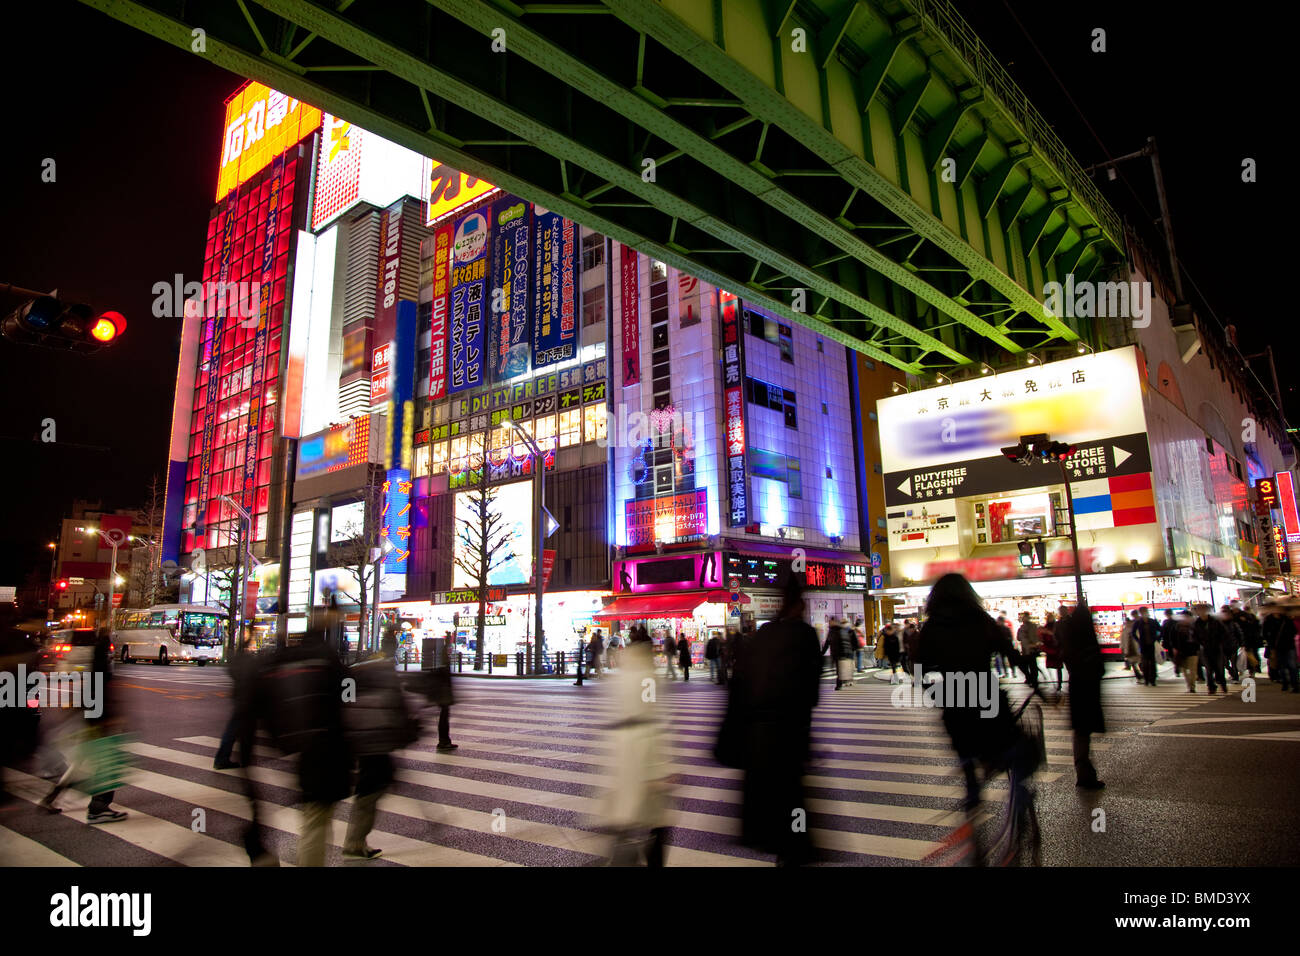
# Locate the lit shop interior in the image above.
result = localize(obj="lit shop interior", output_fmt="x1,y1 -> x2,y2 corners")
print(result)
881,484 -> 1265,656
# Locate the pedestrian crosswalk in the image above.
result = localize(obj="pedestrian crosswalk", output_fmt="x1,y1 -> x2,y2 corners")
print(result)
0,673 -> 1213,867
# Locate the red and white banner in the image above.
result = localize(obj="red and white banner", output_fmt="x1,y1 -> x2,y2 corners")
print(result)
371,341 -> 392,406
620,244 -> 640,387
428,224 -> 453,400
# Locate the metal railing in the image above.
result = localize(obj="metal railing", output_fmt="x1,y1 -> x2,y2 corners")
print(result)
901,0 -> 1124,249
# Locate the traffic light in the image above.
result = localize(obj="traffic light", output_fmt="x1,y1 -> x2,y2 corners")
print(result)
1,294 -> 126,351
1017,540 -> 1048,569
56,579 -> 69,591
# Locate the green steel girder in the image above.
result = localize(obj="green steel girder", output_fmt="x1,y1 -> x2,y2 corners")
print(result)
79,0 -> 1125,373
82,0 -> 926,370
602,0 -> 1096,346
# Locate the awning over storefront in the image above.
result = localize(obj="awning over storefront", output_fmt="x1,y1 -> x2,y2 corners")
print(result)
594,592 -> 710,621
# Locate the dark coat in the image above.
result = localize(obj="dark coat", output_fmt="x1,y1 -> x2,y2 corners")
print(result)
1134,618 -> 1160,653
917,610 -> 1019,763
678,640 -> 691,667
262,641 -> 351,803
344,655 -> 414,756
1192,616 -> 1228,658
1060,608 -> 1105,735
728,615 -> 821,861
705,637 -> 721,661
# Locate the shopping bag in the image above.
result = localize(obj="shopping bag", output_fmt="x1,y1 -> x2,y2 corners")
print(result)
77,733 -> 136,796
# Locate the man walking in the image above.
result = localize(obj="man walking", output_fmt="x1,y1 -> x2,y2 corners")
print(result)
343,630 -> 417,860
1016,612 -> 1040,687
1193,604 -> 1229,694
705,632 -> 723,683
1135,606 -> 1160,686
1178,611 -> 1202,693
663,631 -> 678,680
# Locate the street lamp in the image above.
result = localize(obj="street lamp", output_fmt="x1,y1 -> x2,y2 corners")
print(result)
83,525 -> 129,629
500,419 -> 556,674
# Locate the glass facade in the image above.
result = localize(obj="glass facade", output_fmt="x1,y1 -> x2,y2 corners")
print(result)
183,156 -> 299,552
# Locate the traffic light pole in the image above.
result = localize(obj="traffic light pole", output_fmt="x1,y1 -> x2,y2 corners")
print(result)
1057,460 -> 1086,607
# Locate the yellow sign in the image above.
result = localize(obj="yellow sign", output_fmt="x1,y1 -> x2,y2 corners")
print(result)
216,82 -> 323,201
425,159 -> 497,225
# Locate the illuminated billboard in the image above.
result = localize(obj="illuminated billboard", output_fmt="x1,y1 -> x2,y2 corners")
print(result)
216,82 -> 322,201
312,115 -> 363,229
296,418 -> 372,480
425,159 -> 497,226
452,481 -> 533,588
877,346 -> 1153,507
1275,471 -> 1300,543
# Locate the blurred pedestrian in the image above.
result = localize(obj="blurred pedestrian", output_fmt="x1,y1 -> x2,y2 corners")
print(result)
916,574 -> 1021,809
1219,606 -> 1242,683
214,631 -> 258,769
678,633 -> 692,681
1264,601 -> 1299,691
705,632 -> 723,683
724,575 -> 821,866
589,629 -> 605,678
427,631 -> 458,751
602,627 -> 669,865
1176,611 -> 1200,692
1193,604 -> 1229,695
263,625 -> 350,866
39,630 -> 131,823
1017,612 -> 1041,686
822,618 -> 855,690
1121,610 -> 1142,679
1135,607 -> 1160,686
1159,609 -> 1179,666
1059,605 -> 1105,790
883,624 -> 901,683
664,631 -> 678,680
993,615 -> 1013,677
902,620 -> 920,676
342,630 -> 418,861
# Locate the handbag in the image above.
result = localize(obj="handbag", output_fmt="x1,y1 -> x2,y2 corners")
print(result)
78,732 -> 135,796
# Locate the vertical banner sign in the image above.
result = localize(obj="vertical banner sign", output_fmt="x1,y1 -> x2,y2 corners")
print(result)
387,300 -> 418,470
720,291 -> 749,526
449,209 -> 490,394
428,224 -> 453,400
620,244 -> 640,387
382,468 -> 412,573
1275,471 -> 1300,543
532,208 -> 578,368
370,341 -> 392,406
240,154 -> 286,515
489,195 -> 532,382
196,196 -> 239,537
375,200 -> 404,349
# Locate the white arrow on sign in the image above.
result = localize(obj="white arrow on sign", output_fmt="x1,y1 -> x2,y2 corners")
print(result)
1112,446 -> 1131,469
897,477 -> 913,497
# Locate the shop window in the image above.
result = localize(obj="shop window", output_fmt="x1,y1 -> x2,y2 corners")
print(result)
583,403 -> 606,444
559,408 -> 581,447
414,444 -> 431,478
449,435 -> 469,473
430,440 -> 448,474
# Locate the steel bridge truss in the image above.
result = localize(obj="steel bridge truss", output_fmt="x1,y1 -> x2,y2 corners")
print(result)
83,0 -> 1125,375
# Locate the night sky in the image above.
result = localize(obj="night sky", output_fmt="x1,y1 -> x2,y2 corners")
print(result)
0,0 -> 1285,586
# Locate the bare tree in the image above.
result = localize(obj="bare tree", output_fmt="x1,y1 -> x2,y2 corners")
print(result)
203,563 -> 241,654
128,473 -> 167,608
331,470 -> 386,663
453,472 -> 519,670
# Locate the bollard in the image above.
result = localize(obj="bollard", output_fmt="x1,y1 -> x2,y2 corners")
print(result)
558,650 -> 566,676
574,642 -> 585,686
516,651 -> 524,676
487,654 -> 493,675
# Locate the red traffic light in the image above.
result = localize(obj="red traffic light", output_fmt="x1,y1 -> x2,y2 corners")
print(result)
57,580 -> 69,590
91,312 -> 126,343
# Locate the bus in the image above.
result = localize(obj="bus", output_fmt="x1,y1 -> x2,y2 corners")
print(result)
113,604 -> 228,665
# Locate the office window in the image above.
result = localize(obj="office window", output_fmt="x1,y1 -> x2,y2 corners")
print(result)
534,414 -> 558,453
583,403 -> 606,444
650,259 -> 668,283
581,233 -> 604,272
430,440 -> 448,474
414,444 -> 431,478
559,408 -> 581,447
449,436 -> 469,473
582,284 -> 605,326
